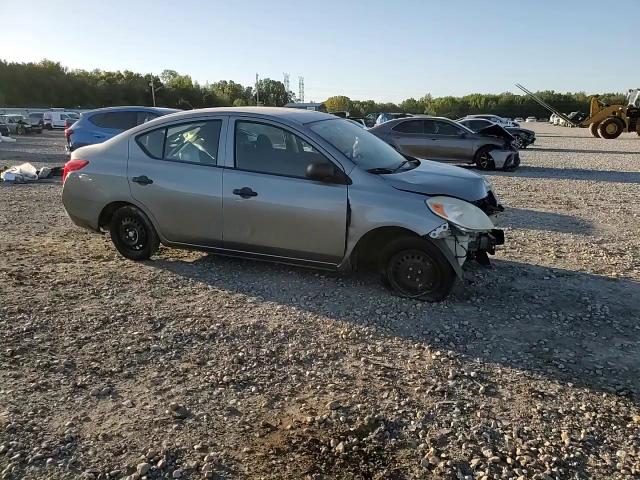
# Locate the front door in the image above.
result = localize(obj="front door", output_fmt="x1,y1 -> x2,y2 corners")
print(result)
127,117 -> 227,246
222,118 -> 348,265
424,119 -> 473,162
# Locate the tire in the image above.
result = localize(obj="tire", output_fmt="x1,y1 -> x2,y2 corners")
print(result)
597,117 -> 625,139
589,123 -> 601,138
474,146 -> 496,170
379,236 -> 455,302
511,136 -> 524,149
109,205 -> 159,261
16,125 -> 25,135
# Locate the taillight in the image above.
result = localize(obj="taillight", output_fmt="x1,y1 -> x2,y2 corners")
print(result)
62,159 -> 89,182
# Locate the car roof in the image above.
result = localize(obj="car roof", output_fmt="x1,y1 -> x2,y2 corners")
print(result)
84,106 -> 179,115
150,107 -> 335,125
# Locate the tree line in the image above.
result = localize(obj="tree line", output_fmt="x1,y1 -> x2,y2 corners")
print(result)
0,60 -> 292,109
326,91 -> 629,119
0,59 -> 628,119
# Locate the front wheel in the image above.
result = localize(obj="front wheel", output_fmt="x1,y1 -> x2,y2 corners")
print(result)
589,123 -> 601,138
597,117 -> 625,139
379,236 -> 455,302
511,136 -> 524,149
474,146 -> 496,170
109,206 -> 159,261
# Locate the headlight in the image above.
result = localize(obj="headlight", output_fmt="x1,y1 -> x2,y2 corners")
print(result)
426,196 -> 494,231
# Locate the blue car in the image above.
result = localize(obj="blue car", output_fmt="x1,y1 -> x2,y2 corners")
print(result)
66,106 -> 178,152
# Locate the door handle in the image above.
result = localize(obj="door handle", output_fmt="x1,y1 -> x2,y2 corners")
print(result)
132,175 -> 153,185
232,187 -> 258,199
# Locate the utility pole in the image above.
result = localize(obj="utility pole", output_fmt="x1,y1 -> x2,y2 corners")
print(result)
149,80 -> 156,107
298,76 -> 304,103
255,73 -> 260,106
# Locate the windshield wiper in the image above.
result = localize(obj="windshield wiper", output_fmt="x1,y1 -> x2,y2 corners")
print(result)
392,158 -> 419,172
367,167 -> 395,174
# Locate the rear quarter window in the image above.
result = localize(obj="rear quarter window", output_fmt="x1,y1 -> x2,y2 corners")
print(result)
136,128 -> 165,159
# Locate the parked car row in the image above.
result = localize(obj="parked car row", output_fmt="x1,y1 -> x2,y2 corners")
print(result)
369,116 -> 520,170
458,117 -> 536,149
0,114 -> 42,135
62,107 -> 505,302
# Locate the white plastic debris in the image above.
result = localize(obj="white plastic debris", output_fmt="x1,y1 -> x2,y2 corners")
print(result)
1,162 -> 39,183
0,135 -> 17,143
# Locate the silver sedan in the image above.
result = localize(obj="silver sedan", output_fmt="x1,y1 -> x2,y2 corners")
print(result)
62,107 -> 505,301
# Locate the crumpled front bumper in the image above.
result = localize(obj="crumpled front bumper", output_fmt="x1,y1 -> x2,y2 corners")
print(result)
427,223 -> 505,277
489,149 -> 520,170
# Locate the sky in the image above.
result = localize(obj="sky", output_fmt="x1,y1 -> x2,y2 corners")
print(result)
2,0 -> 638,103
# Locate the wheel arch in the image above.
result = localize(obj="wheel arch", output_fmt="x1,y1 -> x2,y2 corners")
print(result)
346,225 -> 463,278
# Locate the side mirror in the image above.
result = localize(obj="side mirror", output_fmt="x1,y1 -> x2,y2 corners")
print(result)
306,161 -> 338,182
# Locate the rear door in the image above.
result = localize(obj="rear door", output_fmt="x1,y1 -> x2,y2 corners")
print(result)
221,117 -> 347,264
388,120 -> 428,158
127,116 -> 227,246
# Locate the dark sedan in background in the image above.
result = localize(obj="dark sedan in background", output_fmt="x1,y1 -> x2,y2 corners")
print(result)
369,116 -> 520,170
458,117 -> 536,149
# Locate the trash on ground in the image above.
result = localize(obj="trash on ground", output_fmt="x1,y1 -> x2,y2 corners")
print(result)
0,162 -> 63,183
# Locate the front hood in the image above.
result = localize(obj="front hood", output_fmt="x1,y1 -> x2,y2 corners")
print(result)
383,160 -> 488,201
477,124 -> 514,141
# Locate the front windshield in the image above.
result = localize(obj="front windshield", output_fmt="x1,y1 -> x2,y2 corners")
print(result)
309,118 -> 407,171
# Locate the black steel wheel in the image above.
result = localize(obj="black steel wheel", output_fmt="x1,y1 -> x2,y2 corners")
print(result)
474,146 -> 496,170
380,236 -> 455,302
110,206 -> 159,260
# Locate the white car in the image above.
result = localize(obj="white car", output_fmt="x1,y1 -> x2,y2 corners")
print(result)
514,117 -> 524,123
43,111 -> 80,130
525,116 -> 536,122
463,114 -> 519,128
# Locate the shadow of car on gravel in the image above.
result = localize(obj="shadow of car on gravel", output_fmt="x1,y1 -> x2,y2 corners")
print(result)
151,254 -> 640,402
500,207 -> 595,235
486,165 -> 640,184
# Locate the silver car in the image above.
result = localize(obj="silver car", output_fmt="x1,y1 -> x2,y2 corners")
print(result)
369,116 -> 520,170
62,107 -> 505,301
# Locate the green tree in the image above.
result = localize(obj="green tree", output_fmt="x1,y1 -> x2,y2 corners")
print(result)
255,78 -> 291,106
324,95 -> 352,112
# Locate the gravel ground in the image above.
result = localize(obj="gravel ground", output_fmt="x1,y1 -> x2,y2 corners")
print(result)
1,125 -> 639,479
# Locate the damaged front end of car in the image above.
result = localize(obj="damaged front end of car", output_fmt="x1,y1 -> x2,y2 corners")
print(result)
425,196 -> 505,275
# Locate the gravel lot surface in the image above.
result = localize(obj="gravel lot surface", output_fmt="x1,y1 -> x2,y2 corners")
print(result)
1,125 -> 639,479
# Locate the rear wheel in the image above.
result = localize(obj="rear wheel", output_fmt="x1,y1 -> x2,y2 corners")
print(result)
475,146 -> 495,170
597,117 -> 625,139
109,206 -> 159,261
589,123 -> 601,138
379,236 -> 455,302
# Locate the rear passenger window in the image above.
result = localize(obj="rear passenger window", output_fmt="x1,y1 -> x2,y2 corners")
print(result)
136,120 -> 222,165
392,120 -> 424,134
89,112 -> 137,130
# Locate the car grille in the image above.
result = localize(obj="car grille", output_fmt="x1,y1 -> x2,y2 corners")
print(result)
473,191 -> 504,216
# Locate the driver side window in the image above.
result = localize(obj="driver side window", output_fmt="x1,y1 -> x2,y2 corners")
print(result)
234,121 -> 334,178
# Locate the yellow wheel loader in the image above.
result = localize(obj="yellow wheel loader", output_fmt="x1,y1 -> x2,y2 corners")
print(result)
515,84 -> 640,139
